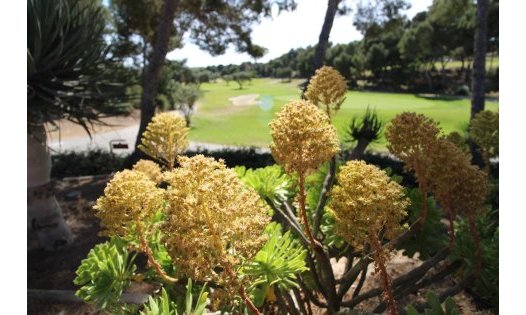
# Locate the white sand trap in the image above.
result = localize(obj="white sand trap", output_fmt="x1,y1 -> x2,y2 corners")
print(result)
228,94 -> 260,106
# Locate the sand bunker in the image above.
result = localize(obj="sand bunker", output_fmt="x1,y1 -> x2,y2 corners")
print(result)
228,94 -> 260,106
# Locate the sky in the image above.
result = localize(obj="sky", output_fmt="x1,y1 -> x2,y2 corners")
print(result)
167,0 -> 433,67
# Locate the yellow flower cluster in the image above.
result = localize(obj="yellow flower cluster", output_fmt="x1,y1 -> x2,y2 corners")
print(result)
138,112 -> 189,169
162,155 -> 270,291
304,66 -> 347,119
385,112 -> 441,185
132,159 -> 163,184
269,100 -> 340,175
328,161 -> 409,249
94,170 -> 164,237
470,110 -> 499,157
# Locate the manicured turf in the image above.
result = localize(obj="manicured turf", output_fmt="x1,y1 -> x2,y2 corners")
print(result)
189,78 -> 499,151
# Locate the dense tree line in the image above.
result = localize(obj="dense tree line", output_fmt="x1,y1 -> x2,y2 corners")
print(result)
205,0 -> 499,94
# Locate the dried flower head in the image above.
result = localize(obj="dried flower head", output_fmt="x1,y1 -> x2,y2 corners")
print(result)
269,100 -> 340,175
328,161 -> 409,249
385,112 -> 441,185
470,110 -> 499,157
446,131 -> 469,155
162,155 -> 270,291
138,113 -> 189,169
428,138 -> 487,214
132,159 -> 163,184
452,164 -> 488,215
304,66 -> 347,119
94,170 -> 164,237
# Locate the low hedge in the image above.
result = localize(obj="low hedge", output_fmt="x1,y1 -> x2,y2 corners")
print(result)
50,148 -> 496,193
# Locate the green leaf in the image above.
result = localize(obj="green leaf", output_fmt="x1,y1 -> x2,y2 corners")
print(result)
405,305 -> 421,315
426,291 -> 444,315
242,222 -> 308,307
74,238 -> 135,312
185,279 -> 193,315
444,297 -> 460,315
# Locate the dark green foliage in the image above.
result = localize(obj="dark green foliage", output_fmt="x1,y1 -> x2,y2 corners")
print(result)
361,152 -> 417,188
232,71 -> 253,89
397,188 -> 448,260
275,67 -> 293,81
405,291 -> 460,315
51,148 -> 277,178
242,222 -> 308,307
451,209 -> 499,309
141,280 -> 208,315
28,0 -> 130,130
211,0 -> 498,94
185,147 -> 275,169
51,150 -> 125,179
74,238 -> 136,312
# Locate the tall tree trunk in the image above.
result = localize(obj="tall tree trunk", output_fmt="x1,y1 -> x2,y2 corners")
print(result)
469,0 -> 489,168
128,0 -> 178,166
302,0 -> 341,97
470,0 -> 489,120
141,38 -> 148,83
28,125 -> 74,250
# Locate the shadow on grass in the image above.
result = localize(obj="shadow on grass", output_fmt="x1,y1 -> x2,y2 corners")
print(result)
415,93 -> 466,102
415,93 -> 499,102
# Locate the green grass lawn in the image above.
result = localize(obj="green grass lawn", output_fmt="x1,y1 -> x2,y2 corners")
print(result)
189,78 -> 499,151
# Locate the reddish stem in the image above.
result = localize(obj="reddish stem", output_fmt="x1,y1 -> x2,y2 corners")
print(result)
225,265 -> 261,315
136,222 -> 178,283
239,286 -> 262,315
369,231 -> 398,315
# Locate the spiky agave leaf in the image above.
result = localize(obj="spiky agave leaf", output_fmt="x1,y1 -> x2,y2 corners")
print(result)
28,0 -> 130,133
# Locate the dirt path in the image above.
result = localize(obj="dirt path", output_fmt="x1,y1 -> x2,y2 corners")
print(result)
46,109 -> 142,140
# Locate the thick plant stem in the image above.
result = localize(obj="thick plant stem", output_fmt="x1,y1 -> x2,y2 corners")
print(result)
369,231 -> 397,315
136,222 -> 177,283
298,172 -> 322,250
